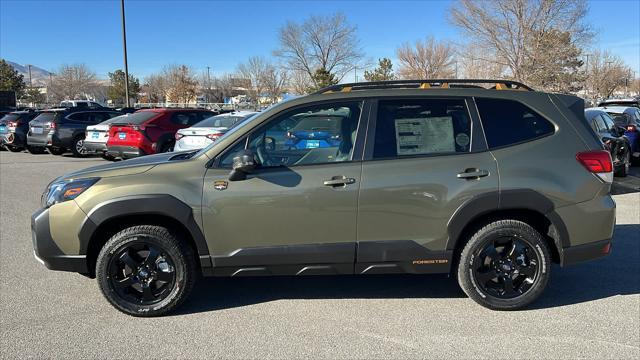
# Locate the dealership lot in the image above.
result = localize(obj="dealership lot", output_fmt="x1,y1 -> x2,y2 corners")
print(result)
0,151 -> 638,358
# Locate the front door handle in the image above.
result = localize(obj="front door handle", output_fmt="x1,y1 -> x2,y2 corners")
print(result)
457,169 -> 489,179
323,176 -> 356,187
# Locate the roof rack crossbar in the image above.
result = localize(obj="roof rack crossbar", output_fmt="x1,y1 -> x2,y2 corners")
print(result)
313,79 -> 533,94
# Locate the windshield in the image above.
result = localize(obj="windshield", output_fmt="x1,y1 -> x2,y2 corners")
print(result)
193,113 -> 254,128
110,111 -> 158,125
0,114 -> 20,122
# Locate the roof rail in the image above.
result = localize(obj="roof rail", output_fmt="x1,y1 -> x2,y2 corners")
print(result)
313,79 -> 534,94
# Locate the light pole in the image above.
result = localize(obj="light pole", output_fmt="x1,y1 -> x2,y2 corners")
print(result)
206,66 -> 211,104
120,0 -> 130,107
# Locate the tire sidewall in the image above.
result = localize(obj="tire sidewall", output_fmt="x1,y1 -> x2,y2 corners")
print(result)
458,221 -> 551,310
96,228 -> 191,316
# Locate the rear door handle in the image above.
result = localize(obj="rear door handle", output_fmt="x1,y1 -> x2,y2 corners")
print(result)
457,169 -> 489,179
323,176 -> 356,187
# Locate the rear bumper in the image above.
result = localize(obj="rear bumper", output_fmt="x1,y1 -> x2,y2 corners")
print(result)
26,134 -> 49,147
561,239 -> 612,266
31,208 -> 87,273
83,141 -> 108,153
106,145 -> 147,159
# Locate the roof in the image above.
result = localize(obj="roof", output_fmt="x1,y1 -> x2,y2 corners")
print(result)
137,108 -> 215,113
214,111 -> 258,117
313,79 -> 534,95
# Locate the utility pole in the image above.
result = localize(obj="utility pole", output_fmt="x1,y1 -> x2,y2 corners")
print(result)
27,64 -> 33,88
583,53 -> 591,99
120,0 -> 131,107
206,66 -> 211,104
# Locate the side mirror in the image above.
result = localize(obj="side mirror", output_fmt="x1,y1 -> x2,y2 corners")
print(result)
229,150 -> 257,181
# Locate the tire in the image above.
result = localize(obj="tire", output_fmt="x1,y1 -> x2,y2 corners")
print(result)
27,145 -> 46,154
7,145 -> 23,152
95,225 -> 196,317
101,153 -> 117,161
457,219 -> 551,310
614,148 -> 630,177
70,137 -> 86,157
159,141 -> 174,153
48,147 -> 66,155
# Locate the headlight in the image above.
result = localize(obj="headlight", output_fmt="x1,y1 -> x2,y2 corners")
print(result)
42,178 -> 99,208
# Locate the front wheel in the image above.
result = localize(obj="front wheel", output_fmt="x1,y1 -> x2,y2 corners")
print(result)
614,148 -> 630,177
7,145 -> 23,152
457,219 -> 551,310
95,225 -> 196,317
71,137 -> 87,157
48,147 -> 66,155
27,145 -> 46,154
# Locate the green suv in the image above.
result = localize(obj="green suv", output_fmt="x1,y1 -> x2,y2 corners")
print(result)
31,80 -> 616,316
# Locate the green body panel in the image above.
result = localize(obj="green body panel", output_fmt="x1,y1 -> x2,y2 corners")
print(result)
357,152 -> 498,251
553,188 -> 616,247
203,162 -> 361,255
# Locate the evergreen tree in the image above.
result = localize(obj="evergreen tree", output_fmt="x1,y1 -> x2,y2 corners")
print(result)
308,68 -> 338,92
364,58 -> 395,81
0,59 -> 26,97
107,69 -> 141,104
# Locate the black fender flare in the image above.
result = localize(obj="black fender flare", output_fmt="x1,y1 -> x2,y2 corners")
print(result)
78,194 -> 210,266
445,189 -> 569,254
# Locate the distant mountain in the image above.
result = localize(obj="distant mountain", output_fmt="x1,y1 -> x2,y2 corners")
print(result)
6,61 -> 52,87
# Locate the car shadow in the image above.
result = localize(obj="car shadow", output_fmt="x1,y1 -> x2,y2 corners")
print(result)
174,224 -> 639,315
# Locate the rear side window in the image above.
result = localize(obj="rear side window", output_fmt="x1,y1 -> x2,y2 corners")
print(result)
593,115 -> 607,132
111,111 -> 158,125
373,98 -> 472,159
475,98 -> 554,148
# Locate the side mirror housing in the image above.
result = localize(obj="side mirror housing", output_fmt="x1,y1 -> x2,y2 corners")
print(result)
229,150 -> 257,181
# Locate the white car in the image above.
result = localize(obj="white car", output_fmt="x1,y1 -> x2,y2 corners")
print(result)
83,115 -> 129,159
173,111 -> 257,152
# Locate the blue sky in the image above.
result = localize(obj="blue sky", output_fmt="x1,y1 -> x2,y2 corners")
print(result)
1,0 -> 639,81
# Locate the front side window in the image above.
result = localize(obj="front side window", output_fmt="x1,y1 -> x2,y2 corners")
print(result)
373,98 -> 472,159
219,101 -> 362,168
475,98 -> 555,149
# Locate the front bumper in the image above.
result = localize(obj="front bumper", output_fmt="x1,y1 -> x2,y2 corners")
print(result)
106,145 -> 147,159
31,208 -> 87,273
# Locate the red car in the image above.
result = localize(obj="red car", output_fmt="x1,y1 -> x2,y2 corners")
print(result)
106,108 -> 215,159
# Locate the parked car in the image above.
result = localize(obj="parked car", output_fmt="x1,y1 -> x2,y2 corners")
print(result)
59,100 -> 104,109
584,108 -> 631,176
27,108 -> 122,156
83,115 -> 131,160
596,105 -> 640,162
0,110 -> 40,152
597,98 -> 640,108
106,108 -> 215,159
173,111 -> 257,152
32,79 -> 615,316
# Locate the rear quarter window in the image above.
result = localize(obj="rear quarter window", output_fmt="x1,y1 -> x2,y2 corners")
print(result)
475,98 -> 555,149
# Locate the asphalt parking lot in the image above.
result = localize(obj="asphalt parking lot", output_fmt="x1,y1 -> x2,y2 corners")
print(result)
0,151 -> 638,359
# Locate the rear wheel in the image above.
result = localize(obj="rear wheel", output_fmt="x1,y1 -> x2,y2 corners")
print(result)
101,153 -> 117,161
27,145 -> 46,154
48,147 -> 66,155
457,219 -> 551,310
614,148 -> 631,177
70,137 -> 87,157
96,225 -> 196,317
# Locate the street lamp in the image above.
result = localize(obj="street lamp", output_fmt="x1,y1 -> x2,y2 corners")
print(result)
120,0 -> 130,107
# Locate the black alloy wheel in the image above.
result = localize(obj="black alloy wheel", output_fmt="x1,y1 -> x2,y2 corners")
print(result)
472,237 -> 540,299
107,243 -> 177,305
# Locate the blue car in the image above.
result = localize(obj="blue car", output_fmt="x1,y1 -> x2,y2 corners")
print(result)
596,106 -> 640,162
284,115 -> 343,150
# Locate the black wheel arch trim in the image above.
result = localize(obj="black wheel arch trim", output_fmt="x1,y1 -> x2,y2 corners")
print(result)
78,194 -> 211,268
446,189 -> 569,257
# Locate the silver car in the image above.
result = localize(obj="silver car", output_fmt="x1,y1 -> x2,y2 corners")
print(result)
173,111 -> 257,151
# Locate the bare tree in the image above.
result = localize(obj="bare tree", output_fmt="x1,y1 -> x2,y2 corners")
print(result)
143,74 -> 168,103
458,45 -> 507,79
215,73 -> 237,102
262,64 -> 288,104
450,0 -> 592,84
237,56 -> 269,108
587,50 -> 631,98
49,64 -> 99,102
274,12 -> 364,88
396,36 -> 456,79
163,64 -> 198,104
288,69 -> 313,95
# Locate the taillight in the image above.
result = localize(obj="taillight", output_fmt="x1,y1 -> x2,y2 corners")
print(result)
48,122 -> 56,129
626,125 -> 635,132
8,121 -> 17,128
175,133 -> 184,140
286,131 -> 295,138
576,150 -> 613,183
206,133 -> 222,141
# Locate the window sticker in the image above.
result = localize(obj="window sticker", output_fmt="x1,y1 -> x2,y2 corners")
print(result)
395,117 -> 455,155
